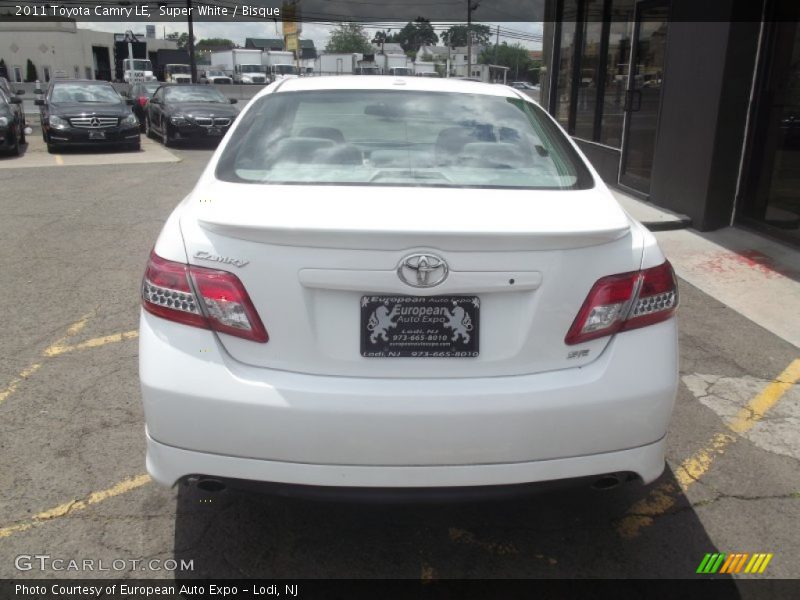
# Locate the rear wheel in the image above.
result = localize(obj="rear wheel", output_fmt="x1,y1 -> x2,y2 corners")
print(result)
18,124 -> 26,145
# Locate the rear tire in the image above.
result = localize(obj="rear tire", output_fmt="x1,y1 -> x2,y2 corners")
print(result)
19,126 -> 25,145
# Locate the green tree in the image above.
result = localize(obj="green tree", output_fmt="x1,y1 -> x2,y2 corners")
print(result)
25,59 -> 38,82
325,23 -> 373,54
480,42 -> 533,79
393,17 -> 439,53
166,32 -> 194,50
0,59 -> 8,79
196,38 -> 236,50
441,24 -> 492,48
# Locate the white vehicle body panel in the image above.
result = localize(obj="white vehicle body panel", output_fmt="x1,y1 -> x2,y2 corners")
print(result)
141,76 -> 679,489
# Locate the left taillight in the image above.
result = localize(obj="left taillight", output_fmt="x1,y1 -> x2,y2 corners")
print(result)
565,261 -> 678,345
142,251 -> 268,343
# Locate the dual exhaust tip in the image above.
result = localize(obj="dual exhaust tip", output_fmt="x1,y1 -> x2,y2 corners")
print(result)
186,477 -> 227,493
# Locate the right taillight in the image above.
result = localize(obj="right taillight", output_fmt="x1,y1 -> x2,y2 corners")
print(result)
565,261 -> 678,345
142,251 -> 268,343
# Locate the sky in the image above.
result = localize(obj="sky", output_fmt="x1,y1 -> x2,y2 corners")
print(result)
81,21 -> 544,50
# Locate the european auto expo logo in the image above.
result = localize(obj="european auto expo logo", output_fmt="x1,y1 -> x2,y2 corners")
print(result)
696,552 -> 774,575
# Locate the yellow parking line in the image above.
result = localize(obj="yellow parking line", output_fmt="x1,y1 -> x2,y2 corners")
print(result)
44,329 -> 138,357
728,359 -> 800,434
0,314 -> 91,406
54,154 -> 64,165
0,364 -> 42,404
617,358 -> 800,539
0,474 -> 151,539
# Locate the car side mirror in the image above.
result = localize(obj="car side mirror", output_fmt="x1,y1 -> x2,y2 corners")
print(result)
229,98 -> 238,104
9,97 -> 22,105
126,98 -> 135,105
34,98 -> 45,106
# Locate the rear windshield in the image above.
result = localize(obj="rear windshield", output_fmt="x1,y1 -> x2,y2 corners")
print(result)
216,90 -> 593,189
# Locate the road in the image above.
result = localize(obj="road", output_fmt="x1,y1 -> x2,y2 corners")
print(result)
0,131 -> 798,584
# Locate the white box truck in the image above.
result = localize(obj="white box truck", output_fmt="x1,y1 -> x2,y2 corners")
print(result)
163,64 -> 192,83
315,53 -> 356,75
211,49 -> 268,84
122,58 -> 156,83
414,61 -> 438,76
382,53 -> 412,76
354,54 -> 380,75
262,50 -> 298,82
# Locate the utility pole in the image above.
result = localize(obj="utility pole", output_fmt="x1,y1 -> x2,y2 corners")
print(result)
466,0 -> 479,78
493,24 -> 500,81
186,0 -> 196,83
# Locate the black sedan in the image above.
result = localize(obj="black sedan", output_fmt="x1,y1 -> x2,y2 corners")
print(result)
128,82 -> 162,132
0,76 -> 26,133
0,87 -> 25,156
36,80 -> 140,154
144,84 -> 238,146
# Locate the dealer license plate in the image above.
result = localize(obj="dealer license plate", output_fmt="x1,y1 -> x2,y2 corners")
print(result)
360,295 -> 479,358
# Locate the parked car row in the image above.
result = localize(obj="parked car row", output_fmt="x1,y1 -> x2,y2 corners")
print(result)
142,84 -> 238,147
0,76 -> 27,132
0,80 -> 25,156
23,78 -> 239,154
35,80 -> 140,153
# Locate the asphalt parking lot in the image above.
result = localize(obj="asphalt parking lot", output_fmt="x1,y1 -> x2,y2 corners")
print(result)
0,130 -> 798,584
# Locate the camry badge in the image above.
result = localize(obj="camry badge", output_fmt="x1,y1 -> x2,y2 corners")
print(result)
194,251 -> 249,268
397,253 -> 448,288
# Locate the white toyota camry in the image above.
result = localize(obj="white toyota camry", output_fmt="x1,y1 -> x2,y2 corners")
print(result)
139,76 -> 678,494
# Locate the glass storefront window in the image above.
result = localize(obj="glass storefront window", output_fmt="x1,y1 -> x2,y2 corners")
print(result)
551,0 -> 635,146
600,0 -> 635,146
742,21 -> 800,244
573,0 -> 604,139
555,0 -> 579,128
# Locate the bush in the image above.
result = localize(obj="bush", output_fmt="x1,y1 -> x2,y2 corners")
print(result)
25,59 -> 38,82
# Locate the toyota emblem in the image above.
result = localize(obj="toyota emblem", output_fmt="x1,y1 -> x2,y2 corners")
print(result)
397,253 -> 448,288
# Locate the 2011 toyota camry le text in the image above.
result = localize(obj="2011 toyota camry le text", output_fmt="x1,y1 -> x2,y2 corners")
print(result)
139,76 -> 678,494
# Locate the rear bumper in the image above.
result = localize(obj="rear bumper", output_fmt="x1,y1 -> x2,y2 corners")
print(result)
147,430 -> 665,489
140,311 -> 678,488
